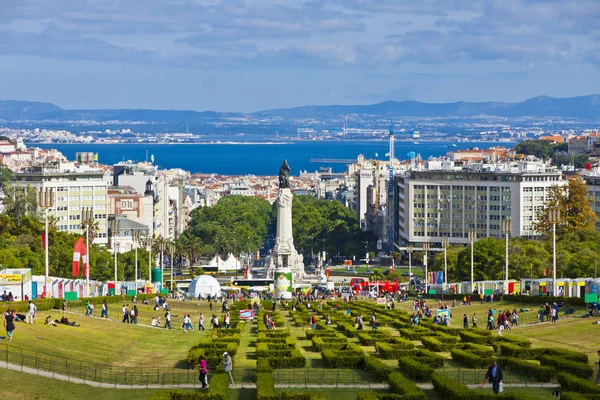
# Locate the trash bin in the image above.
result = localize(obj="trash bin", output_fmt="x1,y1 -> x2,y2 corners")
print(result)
108,288 -> 116,296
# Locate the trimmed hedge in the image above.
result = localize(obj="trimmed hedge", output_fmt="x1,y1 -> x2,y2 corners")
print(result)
560,393 -> 600,400
388,372 -> 427,400
460,343 -> 494,358
305,329 -> 338,339
322,344 -> 365,368
399,327 -> 435,340
492,336 -> 531,351
376,340 -> 415,359
431,371 -> 472,400
500,343 -> 588,364
397,357 -> 434,382
312,336 -> 348,352
501,357 -> 554,382
357,332 -> 392,346
363,355 -> 393,380
420,336 -> 456,352
148,373 -> 230,400
458,330 -> 494,345
540,355 -> 593,379
266,349 -> 306,369
558,372 -> 600,394
450,349 -> 494,369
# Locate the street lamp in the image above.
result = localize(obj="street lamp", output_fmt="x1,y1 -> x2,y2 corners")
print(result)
132,230 -> 142,292
407,244 -> 413,291
423,242 -> 430,294
158,238 -> 167,289
169,242 -> 176,292
502,217 -> 511,293
549,208 -> 561,296
110,219 -> 120,294
468,229 -> 476,292
144,234 -> 153,282
81,207 -> 93,297
441,237 -> 449,289
39,188 -> 54,298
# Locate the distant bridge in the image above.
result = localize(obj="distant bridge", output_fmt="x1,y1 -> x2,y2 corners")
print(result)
310,158 -> 356,164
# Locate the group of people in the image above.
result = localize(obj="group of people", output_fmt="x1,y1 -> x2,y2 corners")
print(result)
197,351 -> 234,389
1,291 -> 15,302
121,304 -> 139,324
263,313 -> 277,330
538,303 -> 559,323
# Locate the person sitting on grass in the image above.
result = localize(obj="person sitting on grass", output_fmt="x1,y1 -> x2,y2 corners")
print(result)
58,316 -> 80,327
45,316 -> 56,326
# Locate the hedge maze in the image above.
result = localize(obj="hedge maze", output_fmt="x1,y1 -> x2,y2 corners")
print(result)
172,298 -> 597,399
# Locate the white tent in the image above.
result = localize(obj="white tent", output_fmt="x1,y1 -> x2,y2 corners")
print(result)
223,254 -> 240,271
209,255 -> 226,272
187,275 -> 221,298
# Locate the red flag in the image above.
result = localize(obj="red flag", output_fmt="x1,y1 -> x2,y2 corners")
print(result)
72,238 -> 86,277
42,233 -> 46,251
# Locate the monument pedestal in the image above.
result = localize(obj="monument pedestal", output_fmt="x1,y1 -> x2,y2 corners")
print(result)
266,188 -> 307,283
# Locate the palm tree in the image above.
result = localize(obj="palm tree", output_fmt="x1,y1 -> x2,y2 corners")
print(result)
371,268 -> 384,281
215,230 -> 236,258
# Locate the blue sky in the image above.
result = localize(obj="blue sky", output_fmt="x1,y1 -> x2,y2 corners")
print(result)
0,0 -> 599,112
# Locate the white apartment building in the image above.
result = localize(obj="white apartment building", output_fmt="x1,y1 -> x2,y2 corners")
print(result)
12,163 -> 109,245
396,160 -> 566,245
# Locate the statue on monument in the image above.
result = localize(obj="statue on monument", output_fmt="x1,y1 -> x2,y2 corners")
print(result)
278,160 -> 291,189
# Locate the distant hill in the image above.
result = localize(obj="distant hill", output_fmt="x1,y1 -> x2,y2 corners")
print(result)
256,95 -> 600,119
1,94 -> 598,121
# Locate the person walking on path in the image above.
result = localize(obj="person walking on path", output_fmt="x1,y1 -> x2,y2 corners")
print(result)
199,313 -> 205,330
101,300 -> 108,318
4,310 -> 15,340
482,360 -> 503,394
198,356 -> 208,389
122,304 -> 129,323
310,314 -> 317,330
26,301 -> 36,324
164,310 -> 171,329
222,352 -> 234,385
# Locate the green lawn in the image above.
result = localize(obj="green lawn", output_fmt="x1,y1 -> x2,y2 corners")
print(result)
0,368 -> 182,400
6,300 -> 212,368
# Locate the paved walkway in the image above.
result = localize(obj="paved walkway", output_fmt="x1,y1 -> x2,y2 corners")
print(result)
0,360 -> 560,390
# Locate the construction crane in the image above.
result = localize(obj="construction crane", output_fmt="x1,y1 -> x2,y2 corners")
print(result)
387,121 -> 395,253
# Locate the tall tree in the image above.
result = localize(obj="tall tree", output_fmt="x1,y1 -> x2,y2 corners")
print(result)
535,176 -> 597,237
2,184 -> 39,222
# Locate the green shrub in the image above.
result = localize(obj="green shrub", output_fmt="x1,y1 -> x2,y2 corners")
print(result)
460,343 -> 494,357
256,372 -> 277,400
312,335 -> 347,351
450,349 -> 494,369
376,341 -> 415,359
363,355 -> 393,380
539,348 -> 588,364
501,357 -> 554,382
499,343 -> 538,359
257,358 -> 273,373
412,349 -> 445,368
433,332 -> 459,344
458,330 -> 494,345
420,336 -> 456,352
540,355 -> 593,379
558,372 -> 600,394
305,329 -> 337,339
399,327 -> 435,340
560,393 -> 600,400
387,372 -> 427,400
266,349 -> 306,369
397,357 -> 434,382
322,344 -> 365,368
357,332 -> 391,346
431,371 -> 471,400
491,336 -> 531,351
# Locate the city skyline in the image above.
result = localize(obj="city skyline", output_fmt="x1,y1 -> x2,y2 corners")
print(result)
1,0 -> 599,112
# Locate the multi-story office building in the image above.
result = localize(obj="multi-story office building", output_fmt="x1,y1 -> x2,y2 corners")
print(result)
12,163 -> 109,245
395,160 -> 566,245
582,172 -> 600,232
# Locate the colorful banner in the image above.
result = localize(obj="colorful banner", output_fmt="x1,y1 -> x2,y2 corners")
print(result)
72,237 -> 86,277
239,310 -> 254,319
0,274 -> 22,282
376,298 -> 386,305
